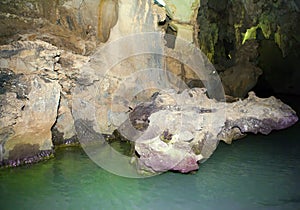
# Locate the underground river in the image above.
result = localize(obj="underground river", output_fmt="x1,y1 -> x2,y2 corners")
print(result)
0,96 -> 299,210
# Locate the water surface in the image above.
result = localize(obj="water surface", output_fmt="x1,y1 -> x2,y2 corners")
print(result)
1,97 -> 300,210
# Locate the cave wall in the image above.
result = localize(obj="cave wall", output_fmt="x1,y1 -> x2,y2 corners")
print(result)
1,0 -> 299,97
197,0 -> 300,97
0,0 -> 99,55
0,0 -> 96,165
0,0 -> 299,165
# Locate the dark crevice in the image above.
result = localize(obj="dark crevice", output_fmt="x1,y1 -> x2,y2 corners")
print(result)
135,150 -> 140,158
164,24 -> 177,49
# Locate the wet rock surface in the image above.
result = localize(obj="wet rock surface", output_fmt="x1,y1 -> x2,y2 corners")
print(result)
0,149 -> 54,168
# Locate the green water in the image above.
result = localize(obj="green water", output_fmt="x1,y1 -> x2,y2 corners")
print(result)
1,126 -> 299,210
1,98 -> 300,210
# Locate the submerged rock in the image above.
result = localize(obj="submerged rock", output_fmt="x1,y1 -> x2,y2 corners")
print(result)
130,88 -> 298,174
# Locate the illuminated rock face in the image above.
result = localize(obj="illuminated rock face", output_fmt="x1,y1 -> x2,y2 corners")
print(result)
0,41 -> 61,163
0,0 -> 299,169
131,89 -> 298,174
0,74 -> 60,161
0,40 -> 88,165
1,0 -> 299,97
163,0 -> 200,45
1,0 -> 299,98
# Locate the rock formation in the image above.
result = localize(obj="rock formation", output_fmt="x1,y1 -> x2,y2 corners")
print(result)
0,0 -> 98,55
197,0 -> 300,96
0,71 -> 60,165
0,40 -> 88,166
0,0 -> 299,171
129,88 -> 298,174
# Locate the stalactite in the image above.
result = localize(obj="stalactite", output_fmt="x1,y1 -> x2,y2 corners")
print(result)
97,0 -> 119,42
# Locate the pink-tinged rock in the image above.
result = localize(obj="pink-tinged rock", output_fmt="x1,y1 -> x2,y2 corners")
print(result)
172,154 -> 199,173
132,88 -> 298,175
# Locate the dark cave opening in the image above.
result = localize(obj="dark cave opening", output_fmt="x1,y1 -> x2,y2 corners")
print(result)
251,39 -> 300,98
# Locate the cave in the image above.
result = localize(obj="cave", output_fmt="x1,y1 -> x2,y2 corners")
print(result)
0,0 -> 299,209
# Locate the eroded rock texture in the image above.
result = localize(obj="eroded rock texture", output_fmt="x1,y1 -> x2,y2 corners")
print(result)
197,0 -> 300,97
131,88 -> 298,174
0,0 -> 99,55
0,72 -> 60,164
0,0 -> 299,169
0,40 -> 88,165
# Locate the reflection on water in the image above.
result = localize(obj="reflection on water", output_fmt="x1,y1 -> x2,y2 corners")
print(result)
1,98 -> 300,210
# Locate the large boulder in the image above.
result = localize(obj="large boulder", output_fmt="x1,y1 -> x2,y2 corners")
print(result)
0,71 -> 60,165
0,40 -> 89,166
220,40 -> 263,98
129,88 -> 298,174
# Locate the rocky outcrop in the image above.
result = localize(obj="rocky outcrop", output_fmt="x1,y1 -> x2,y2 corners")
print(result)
129,88 -> 298,174
0,0 -> 99,55
0,0 -> 299,171
0,71 -> 60,165
220,40 -> 263,98
0,40 -> 89,166
1,0 -> 299,98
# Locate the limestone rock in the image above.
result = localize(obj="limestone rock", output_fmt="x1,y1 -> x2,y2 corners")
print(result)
130,88 -> 298,174
72,0 -> 163,135
219,92 -> 299,143
197,0 -> 300,97
97,0 -> 119,42
51,96 -> 77,145
0,73 -> 60,162
0,0 -> 99,55
219,40 -> 262,98
0,40 -> 61,74
221,62 -> 262,98
0,0 -> 299,171
0,39 -> 89,164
